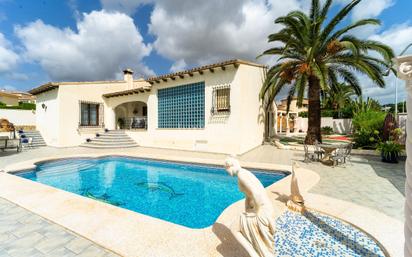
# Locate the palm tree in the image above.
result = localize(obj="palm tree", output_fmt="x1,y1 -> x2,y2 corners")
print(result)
352,96 -> 381,114
259,0 -> 394,144
323,83 -> 358,116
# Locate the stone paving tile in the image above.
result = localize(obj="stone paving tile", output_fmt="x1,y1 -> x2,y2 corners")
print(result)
44,247 -> 77,257
65,237 -> 95,254
12,222 -> 48,238
75,245 -> 110,257
7,247 -> 45,257
0,198 -> 121,257
4,232 -> 44,251
35,233 -> 75,254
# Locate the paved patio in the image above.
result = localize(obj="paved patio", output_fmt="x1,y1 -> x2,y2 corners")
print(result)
0,145 -> 405,256
0,197 -> 119,257
241,145 -> 405,221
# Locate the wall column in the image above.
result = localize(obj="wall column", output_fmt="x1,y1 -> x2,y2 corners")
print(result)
286,113 -> 290,136
279,113 -> 283,133
274,103 -> 278,135
106,107 -> 116,130
394,55 -> 412,257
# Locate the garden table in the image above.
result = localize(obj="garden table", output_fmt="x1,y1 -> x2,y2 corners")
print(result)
318,143 -> 346,165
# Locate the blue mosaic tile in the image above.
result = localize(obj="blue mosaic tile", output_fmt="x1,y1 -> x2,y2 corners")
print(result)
158,82 -> 205,128
274,210 -> 386,257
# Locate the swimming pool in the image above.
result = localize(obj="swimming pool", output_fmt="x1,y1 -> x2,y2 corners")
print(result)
15,157 -> 287,228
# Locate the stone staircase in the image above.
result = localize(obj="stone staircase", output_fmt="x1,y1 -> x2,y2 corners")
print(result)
81,130 -> 138,148
21,130 -> 47,148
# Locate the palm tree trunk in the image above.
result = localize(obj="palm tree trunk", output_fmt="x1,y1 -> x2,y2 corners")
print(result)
305,76 -> 322,144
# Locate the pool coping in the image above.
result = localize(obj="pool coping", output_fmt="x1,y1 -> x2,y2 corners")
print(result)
0,151 -> 403,257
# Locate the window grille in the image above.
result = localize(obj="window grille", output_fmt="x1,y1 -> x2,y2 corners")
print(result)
211,84 -> 230,115
158,82 -> 205,128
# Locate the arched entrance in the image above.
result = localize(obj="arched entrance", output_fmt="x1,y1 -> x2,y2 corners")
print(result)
114,101 -> 147,129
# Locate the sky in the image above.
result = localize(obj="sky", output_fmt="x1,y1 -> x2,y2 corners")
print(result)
0,0 -> 411,104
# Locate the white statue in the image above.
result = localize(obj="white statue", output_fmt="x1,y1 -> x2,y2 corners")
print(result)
224,157 -> 276,257
286,162 -> 305,213
399,62 -> 412,80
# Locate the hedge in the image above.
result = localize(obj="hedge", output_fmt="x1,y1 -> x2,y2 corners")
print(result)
0,102 -> 36,110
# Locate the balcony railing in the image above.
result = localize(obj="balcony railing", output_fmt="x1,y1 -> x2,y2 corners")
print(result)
121,116 -> 147,130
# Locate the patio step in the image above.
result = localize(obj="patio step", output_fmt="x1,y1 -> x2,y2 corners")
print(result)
20,130 -> 47,148
81,130 -> 138,149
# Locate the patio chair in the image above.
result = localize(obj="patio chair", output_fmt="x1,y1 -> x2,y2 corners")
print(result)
342,143 -> 353,165
331,146 -> 347,167
21,137 -> 33,150
303,144 -> 317,163
314,140 -> 324,161
5,139 -> 21,152
0,139 -> 6,151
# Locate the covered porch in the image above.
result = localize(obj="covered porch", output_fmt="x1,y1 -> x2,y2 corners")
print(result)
103,85 -> 151,131
114,101 -> 147,130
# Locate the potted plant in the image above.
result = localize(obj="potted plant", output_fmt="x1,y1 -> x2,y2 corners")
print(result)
117,118 -> 125,129
376,141 -> 402,163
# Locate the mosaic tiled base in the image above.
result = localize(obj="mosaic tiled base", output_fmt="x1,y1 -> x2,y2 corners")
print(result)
274,210 -> 386,257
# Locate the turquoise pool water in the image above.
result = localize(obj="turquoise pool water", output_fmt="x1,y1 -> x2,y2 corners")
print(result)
16,157 -> 286,228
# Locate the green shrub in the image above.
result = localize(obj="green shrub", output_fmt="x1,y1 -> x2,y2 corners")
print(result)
18,102 -> 36,110
337,106 -> 354,118
321,126 -> 334,135
298,112 -> 308,118
0,102 -> 36,110
352,110 -> 385,148
321,110 -> 335,117
298,109 -> 354,119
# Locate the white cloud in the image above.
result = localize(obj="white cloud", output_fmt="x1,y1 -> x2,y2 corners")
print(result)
369,23 -> 412,55
100,0 -> 305,66
170,59 -> 187,73
146,0 -> 304,67
361,73 -> 406,104
0,32 -> 19,73
15,10 -> 153,82
353,0 -> 393,21
335,0 -> 393,20
359,23 -> 412,104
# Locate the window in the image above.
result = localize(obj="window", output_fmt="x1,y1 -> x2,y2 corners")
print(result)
158,82 -> 205,128
80,102 -> 100,126
212,85 -> 230,114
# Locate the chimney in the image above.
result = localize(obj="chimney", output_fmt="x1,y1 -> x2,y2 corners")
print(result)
123,68 -> 134,89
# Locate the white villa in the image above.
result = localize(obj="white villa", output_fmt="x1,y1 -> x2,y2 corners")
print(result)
29,59 -> 268,154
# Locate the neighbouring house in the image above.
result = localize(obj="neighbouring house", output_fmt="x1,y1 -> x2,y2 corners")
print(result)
0,91 -> 19,106
268,96 -> 352,136
11,91 -> 36,104
276,97 -> 308,114
0,90 -> 36,105
29,59 -> 267,154
272,97 -> 308,134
